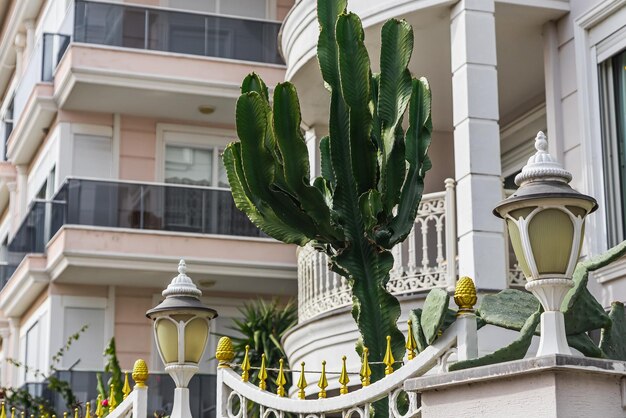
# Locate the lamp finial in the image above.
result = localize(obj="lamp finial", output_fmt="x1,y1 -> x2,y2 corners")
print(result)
162,259 -> 202,298
515,131 -> 572,187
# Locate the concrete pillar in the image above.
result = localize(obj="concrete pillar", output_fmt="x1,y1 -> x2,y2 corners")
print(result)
16,165 -> 28,220
7,181 -> 18,238
7,317 -> 20,387
450,0 -> 507,290
14,33 -> 26,77
24,19 -> 36,60
0,327 -> 9,386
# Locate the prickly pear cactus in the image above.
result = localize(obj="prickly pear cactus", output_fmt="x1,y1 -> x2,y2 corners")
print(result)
223,0 -> 433,385
600,302 -> 626,361
420,288 -> 449,344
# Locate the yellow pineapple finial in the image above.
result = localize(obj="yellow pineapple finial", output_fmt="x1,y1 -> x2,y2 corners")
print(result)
216,336 -> 235,368
95,395 -> 103,418
360,347 -> 371,387
406,320 -> 417,360
132,359 -> 148,388
85,402 -> 91,418
109,384 -> 117,412
258,354 -> 268,390
276,359 -> 287,397
1,402 -> 5,418
122,372 -> 131,399
454,276 -> 477,315
317,361 -> 328,399
241,345 -> 251,382
339,356 -> 350,395
383,336 -> 395,375
297,362 -> 307,399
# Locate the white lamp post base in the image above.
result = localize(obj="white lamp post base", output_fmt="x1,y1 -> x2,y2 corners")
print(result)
526,278 -> 574,356
171,388 -> 193,418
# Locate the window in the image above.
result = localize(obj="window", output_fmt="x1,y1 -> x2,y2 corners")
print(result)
24,322 -> 41,382
600,49 -> 626,247
72,134 -> 113,179
163,0 -> 269,19
62,307 -> 105,370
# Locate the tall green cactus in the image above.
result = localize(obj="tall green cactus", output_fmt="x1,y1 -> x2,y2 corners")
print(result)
223,0 -> 432,384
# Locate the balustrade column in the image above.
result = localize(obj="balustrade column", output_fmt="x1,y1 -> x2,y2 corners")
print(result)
450,0 -> 507,290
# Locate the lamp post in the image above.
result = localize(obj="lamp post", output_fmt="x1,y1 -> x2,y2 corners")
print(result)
494,132 -> 597,356
147,260 -> 218,418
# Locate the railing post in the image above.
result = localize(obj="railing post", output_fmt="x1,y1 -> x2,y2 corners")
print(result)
133,387 -> 148,418
454,277 -> 478,361
445,178 -> 457,292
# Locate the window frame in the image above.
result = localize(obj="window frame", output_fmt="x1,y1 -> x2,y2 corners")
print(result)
155,124 -> 235,188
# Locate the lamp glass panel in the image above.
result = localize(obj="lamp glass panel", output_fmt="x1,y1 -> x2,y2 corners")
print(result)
506,219 -> 532,278
184,317 -> 209,363
527,208 -> 574,274
155,318 -> 179,363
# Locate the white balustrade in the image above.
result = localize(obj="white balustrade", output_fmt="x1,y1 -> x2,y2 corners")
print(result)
217,321 -> 466,418
106,385 -> 148,418
297,182 -> 526,322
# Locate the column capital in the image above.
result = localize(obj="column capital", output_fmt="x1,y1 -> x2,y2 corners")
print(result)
14,33 -> 25,50
451,0 -> 495,19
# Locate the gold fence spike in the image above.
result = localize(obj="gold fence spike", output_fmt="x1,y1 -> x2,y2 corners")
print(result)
216,336 -> 235,368
109,384 -> 117,412
360,348 -> 371,387
317,361 -> 328,399
20,412 -> 24,418
74,408 -> 78,418
339,356 -> 349,395
241,345 -> 251,382
258,354 -> 268,391
122,372 -> 131,400
95,395 -> 103,418
1,402 -> 5,418
132,359 -> 148,388
297,362 -> 307,400
406,320 -> 417,360
276,359 -> 287,397
10,407 -> 15,418
383,336 -> 395,375
62,413 -> 66,418
85,402 -> 91,418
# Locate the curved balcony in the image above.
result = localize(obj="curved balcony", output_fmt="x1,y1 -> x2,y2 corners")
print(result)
296,181 -> 524,323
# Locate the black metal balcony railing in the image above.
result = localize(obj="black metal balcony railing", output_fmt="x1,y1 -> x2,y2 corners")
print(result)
2,178 -> 263,290
24,371 -> 217,418
73,0 -> 284,64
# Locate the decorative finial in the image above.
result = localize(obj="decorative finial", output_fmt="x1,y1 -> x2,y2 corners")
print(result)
297,362 -> 307,399
258,354 -> 268,390
85,402 -> 92,418
216,336 -> 235,368
0,402 -> 5,418
454,276 -> 477,315
318,361 -> 328,399
95,395 -> 103,418
62,413 -> 66,418
360,348 -> 371,387
122,372 -> 131,399
339,356 -> 349,395
515,131 -> 572,186
74,408 -> 79,418
241,345 -> 251,382
383,336 -> 395,375
276,359 -> 287,397
162,259 -> 202,298
109,384 -> 117,412
10,407 -> 15,418
406,320 -> 417,360
132,359 -> 148,388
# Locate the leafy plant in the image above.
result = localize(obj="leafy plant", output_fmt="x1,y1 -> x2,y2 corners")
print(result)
2,325 -> 88,415
226,299 -> 297,393
223,0 -> 432,385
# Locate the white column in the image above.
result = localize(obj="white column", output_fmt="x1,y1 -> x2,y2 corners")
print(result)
542,21 -> 564,162
7,317 -> 20,387
14,34 -> 26,77
24,19 -> 36,60
0,327 -> 10,386
450,0 -> 507,290
7,181 -> 18,238
16,165 -> 28,220
304,126 -> 319,178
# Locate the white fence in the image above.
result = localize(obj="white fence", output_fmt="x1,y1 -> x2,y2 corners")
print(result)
217,318 -> 477,418
297,180 -> 523,322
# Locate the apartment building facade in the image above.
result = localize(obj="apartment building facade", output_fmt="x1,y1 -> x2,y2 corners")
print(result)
0,0 -> 297,410
281,0 -> 626,393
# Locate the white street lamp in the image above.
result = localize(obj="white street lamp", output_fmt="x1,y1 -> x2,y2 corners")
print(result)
494,132 -> 597,356
147,260 -> 218,418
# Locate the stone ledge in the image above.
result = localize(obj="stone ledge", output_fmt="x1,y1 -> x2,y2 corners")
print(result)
405,354 -> 626,392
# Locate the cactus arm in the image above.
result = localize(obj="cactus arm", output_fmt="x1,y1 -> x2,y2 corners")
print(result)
600,302 -> 626,361
567,333 -> 605,358
223,143 -> 310,245
272,83 -> 343,243
384,78 -> 432,247
377,19 -> 414,216
336,12 -> 377,194
235,92 -> 319,239
319,135 -> 335,188
317,0 -> 347,90
241,72 -> 269,101
369,73 -> 382,150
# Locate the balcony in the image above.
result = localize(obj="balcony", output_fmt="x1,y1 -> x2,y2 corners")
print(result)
296,181 -> 524,323
0,178 -> 297,316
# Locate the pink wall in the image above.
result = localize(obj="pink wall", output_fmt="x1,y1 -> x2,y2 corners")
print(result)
277,0 -> 295,20
120,116 -> 157,182
114,287 -> 156,370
